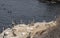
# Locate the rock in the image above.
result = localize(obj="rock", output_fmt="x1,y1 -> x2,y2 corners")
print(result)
38,0 -> 60,3
0,21 -> 56,38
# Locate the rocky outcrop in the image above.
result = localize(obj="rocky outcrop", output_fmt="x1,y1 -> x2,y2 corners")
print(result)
0,21 -> 57,38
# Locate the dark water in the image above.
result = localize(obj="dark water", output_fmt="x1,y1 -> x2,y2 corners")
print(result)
0,0 -> 60,32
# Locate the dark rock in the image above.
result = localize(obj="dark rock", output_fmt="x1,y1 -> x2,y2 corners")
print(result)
38,0 -> 60,3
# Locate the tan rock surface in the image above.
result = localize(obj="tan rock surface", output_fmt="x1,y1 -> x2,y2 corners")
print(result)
0,21 -> 57,38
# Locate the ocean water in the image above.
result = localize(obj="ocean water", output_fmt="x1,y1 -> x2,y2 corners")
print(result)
0,0 -> 60,32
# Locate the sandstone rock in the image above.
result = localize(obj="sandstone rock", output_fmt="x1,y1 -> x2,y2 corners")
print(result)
0,21 -> 57,38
